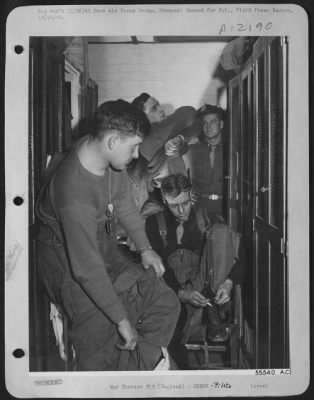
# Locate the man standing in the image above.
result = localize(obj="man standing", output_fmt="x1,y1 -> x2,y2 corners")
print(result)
36,100 -> 180,371
186,104 -> 227,218
145,174 -> 244,351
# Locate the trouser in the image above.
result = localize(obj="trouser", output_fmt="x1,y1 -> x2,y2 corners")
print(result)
37,238 -> 180,371
167,224 -> 236,342
64,269 -> 180,371
167,225 -> 235,294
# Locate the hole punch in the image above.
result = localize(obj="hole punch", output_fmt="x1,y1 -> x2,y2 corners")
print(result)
13,348 -> 25,358
14,45 -> 24,54
13,196 -> 24,206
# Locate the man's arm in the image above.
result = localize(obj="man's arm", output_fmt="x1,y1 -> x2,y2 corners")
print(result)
58,204 -> 139,348
176,117 -> 203,145
58,204 -> 127,324
115,170 -> 165,277
140,106 -> 201,161
114,170 -> 152,249
145,213 -> 167,259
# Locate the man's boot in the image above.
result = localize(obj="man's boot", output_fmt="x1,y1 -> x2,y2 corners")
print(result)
203,305 -> 230,342
201,284 -> 230,342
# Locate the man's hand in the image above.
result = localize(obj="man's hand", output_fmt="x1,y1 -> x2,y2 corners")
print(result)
190,190 -> 199,205
164,135 -> 184,156
116,318 -> 138,351
215,279 -> 233,305
141,249 -> 165,278
179,289 -> 209,307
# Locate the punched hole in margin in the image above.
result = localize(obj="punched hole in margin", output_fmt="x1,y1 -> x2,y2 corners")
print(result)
13,349 -> 25,358
14,45 -> 24,54
13,196 -> 24,206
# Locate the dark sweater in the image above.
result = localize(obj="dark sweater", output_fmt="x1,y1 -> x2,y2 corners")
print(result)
37,139 -> 151,324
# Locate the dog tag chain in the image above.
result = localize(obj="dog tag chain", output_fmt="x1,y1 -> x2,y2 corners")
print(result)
105,168 -> 115,236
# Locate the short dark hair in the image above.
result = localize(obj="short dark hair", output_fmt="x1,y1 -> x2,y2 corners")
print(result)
197,104 -> 226,121
91,99 -> 150,140
132,92 -> 151,112
160,174 -> 191,198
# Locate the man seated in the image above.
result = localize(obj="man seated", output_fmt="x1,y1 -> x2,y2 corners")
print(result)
36,99 -> 180,371
145,174 -> 245,351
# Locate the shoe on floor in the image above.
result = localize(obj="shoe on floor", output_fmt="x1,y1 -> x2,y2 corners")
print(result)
207,325 -> 230,342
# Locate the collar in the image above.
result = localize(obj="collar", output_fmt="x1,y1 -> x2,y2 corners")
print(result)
166,207 -> 195,226
199,135 -> 222,147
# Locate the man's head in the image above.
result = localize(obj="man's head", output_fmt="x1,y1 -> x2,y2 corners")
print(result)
91,99 -> 150,170
197,104 -> 225,143
160,174 -> 192,222
132,92 -> 166,124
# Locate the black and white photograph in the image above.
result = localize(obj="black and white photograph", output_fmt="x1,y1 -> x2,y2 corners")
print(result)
4,4 -> 310,398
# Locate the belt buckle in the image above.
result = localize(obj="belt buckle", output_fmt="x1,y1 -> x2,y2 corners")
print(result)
209,194 -> 219,200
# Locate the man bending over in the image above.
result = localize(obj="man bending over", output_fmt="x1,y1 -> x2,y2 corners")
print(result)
145,174 -> 245,354
36,100 -> 180,371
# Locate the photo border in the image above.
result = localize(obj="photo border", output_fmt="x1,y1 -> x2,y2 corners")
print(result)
4,2 -> 311,398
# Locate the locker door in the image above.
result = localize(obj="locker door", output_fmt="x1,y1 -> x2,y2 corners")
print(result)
239,61 -> 256,366
253,37 -> 288,368
29,39 -> 51,372
228,75 -> 241,232
29,38 -> 69,371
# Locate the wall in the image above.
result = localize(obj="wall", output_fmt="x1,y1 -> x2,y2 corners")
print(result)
88,41 -> 228,114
